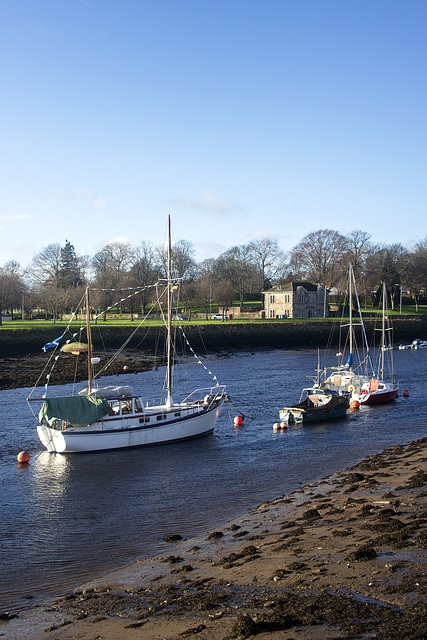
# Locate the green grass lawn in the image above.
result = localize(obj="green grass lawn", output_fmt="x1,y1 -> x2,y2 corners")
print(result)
1,303 -> 426,331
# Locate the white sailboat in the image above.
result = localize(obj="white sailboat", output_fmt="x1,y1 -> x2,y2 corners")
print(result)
322,269 -> 398,405
28,217 -> 227,453
359,282 -> 399,404
321,264 -> 374,395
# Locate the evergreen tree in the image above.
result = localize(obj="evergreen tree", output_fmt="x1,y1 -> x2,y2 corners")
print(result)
59,240 -> 83,288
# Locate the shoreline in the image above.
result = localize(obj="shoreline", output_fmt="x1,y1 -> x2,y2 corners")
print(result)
3,437 -> 427,640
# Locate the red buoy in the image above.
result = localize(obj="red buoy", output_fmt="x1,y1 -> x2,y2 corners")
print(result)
234,415 -> 244,427
17,451 -> 30,463
403,390 -> 410,398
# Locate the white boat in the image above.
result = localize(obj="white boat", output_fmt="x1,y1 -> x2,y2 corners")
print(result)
399,339 -> 427,350
321,265 -> 373,396
358,282 -> 399,405
28,217 -> 227,453
322,269 -> 398,405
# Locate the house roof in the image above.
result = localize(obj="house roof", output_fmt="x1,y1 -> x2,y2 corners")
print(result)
262,281 -> 319,294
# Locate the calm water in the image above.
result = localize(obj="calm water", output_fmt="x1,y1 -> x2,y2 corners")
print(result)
0,348 -> 426,612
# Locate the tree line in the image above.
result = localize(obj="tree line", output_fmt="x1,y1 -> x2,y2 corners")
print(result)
1,229 -> 427,323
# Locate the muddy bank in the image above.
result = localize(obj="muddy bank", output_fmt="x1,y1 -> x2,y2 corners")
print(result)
3,437 -> 427,640
1,316 -> 426,359
0,354 -> 154,391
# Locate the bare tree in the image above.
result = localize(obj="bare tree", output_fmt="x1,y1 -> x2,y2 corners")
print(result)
289,229 -> 347,287
156,239 -> 197,281
213,281 -> 235,318
403,237 -> 427,312
247,237 -> 283,291
29,243 -> 62,287
92,242 -> 135,317
215,245 -> 258,308
364,244 -> 409,309
0,261 -> 26,322
129,241 -> 161,314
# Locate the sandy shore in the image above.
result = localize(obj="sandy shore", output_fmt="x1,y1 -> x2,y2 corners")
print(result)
2,437 -> 427,640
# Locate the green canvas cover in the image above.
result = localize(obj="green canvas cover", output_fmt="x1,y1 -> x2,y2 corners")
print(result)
39,395 -> 112,427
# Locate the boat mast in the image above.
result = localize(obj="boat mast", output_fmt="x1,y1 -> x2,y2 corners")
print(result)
348,265 -> 353,371
380,281 -> 386,380
166,215 -> 173,406
86,285 -> 93,394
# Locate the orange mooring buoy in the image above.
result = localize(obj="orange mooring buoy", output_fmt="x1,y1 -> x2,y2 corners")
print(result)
403,390 -> 410,397
17,451 -> 30,463
234,415 -> 244,427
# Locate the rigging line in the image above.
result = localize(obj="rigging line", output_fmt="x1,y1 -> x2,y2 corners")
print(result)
225,397 -> 252,419
179,326 -> 221,387
353,275 -> 375,375
93,296 -> 168,380
27,291 -> 87,398
90,284 -> 158,292
92,283 -> 166,322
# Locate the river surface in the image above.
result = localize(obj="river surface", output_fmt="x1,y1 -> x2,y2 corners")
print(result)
0,347 -> 426,612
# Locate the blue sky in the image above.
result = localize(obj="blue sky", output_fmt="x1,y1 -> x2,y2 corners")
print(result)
1,0 -> 426,267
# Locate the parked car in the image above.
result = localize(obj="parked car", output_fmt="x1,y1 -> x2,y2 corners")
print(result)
172,314 -> 188,320
211,313 -> 223,320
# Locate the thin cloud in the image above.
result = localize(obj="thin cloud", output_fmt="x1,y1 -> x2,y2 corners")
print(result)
0,214 -> 32,222
108,236 -> 130,245
0,214 -> 32,231
170,191 -> 239,215
72,189 -> 107,212
91,197 -> 108,211
72,188 -> 90,198
194,240 -> 227,261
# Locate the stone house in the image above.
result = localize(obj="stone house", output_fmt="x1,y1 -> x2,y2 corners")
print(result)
263,282 -> 328,319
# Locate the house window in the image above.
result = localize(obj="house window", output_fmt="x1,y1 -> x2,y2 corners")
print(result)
270,294 -> 275,303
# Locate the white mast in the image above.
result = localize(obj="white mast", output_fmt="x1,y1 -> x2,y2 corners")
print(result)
380,281 -> 386,380
86,285 -> 93,394
166,215 -> 173,407
348,264 -> 353,371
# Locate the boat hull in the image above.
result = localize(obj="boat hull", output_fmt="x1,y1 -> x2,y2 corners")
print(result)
359,386 -> 399,405
279,405 -> 348,424
37,401 -> 224,453
279,390 -> 349,425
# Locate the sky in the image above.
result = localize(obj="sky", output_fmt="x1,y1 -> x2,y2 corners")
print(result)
1,0 -> 426,268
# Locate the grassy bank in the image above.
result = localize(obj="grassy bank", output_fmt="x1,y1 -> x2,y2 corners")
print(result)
1,317 -> 426,357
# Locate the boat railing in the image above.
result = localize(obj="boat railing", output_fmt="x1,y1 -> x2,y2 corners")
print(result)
180,385 -> 227,407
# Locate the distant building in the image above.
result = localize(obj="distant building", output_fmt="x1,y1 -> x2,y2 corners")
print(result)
263,282 -> 328,319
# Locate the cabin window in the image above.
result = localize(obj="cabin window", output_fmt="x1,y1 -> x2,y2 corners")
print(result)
122,401 -> 132,413
174,412 -> 181,417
